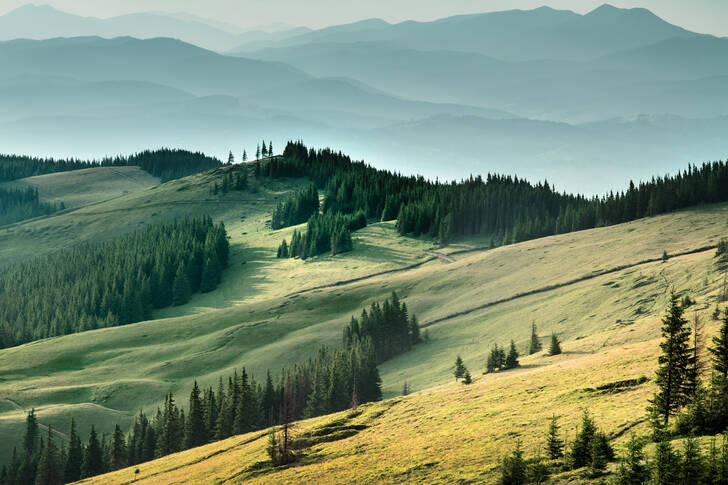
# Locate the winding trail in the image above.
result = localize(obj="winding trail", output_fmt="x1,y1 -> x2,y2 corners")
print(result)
419,244 -> 717,328
2,398 -> 70,441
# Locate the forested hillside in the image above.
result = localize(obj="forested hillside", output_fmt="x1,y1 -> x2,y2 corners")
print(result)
0,217 -> 228,348
0,186 -> 62,226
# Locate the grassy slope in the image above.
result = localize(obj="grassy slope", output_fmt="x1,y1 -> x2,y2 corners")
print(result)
81,244 -> 724,484
0,166 -> 160,210
0,181 -> 725,476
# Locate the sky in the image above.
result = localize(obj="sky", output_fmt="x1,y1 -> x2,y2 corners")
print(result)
1,0 -> 727,36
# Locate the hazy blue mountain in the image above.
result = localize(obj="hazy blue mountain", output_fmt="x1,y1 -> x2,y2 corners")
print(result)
231,4 -> 696,61
0,4 -> 243,51
0,37 -> 309,98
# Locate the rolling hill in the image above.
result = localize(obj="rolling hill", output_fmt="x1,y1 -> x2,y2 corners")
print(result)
0,156 -> 727,482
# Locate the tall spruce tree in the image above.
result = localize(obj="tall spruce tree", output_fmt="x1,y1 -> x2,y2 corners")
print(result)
529,323 -> 542,354
185,381 -> 207,448
109,424 -> 127,471
505,340 -> 520,369
549,333 -> 562,356
172,263 -> 191,306
651,291 -> 692,426
23,408 -> 40,458
652,440 -> 679,485
64,418 -> 82,483
454,356 -> 466,381
81,426 -> 104,479
546,415 -> 564,460
35,426 -> 62,485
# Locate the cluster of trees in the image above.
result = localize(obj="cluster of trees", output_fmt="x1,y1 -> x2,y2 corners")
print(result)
0,154 -> 96,182
255,140 -> 274,161
343,292 -> 421,363
211,164 -> 248,195
500,411 -> 615,484
0,340 -> 381,484
0,217 -> 229,349
0,186 -> 63,226
486,341 -> 520,373
271,183 -> 319,230
0,149 -> 221,185
277,210 -> 366,259
267,142 -> 728,249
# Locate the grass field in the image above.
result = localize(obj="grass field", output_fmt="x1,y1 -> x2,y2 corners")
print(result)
0,161 -> 725,477
0,166 -> 160,210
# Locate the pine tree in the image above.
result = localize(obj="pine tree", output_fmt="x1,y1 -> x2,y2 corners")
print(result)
652,440 -> 678,485
255,144 -> 260,161
81,426 -> 104,478
186,381 -> 207,449
710,308 -> 728,386
570,410 -> 597,469
614,434 -> 649,484
546,415 -> 564,460
172,263 -> 191,306
402,381 -> 410,396
549,333 -> 562,356
680,435 -> 705,484
500,441 -> 527,485
463,370 -> 472,385
651,290 -> 692,426
242,149 -> 247,162
590,432 -> 612,474
529,323 -> 542,354
505,340 -> 520,369
64,418 -> 82,483
261,142 -> 268,158
109,424 -> 127,471
23,408 -> 40,457
35,426 -> 62,485
454,355 -> 466,381
268,141 -> 273,157
227,151 -> 234,165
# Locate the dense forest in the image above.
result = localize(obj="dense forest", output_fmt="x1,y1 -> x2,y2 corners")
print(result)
267,142 -> 728,247
0,186 -> 63,226
271,183 -> 319,230
277,210 -> 366,259
0,294 -> 408,485
0,148 -> 222,183
0,217 -> 229,349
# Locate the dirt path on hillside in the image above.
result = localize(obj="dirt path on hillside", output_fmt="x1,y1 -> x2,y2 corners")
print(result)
419,244 -> 717,328
2,398 -> 70,441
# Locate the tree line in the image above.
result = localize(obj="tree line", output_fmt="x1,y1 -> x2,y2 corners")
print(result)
0,217 -> 229,349
264,141 -> 728,249
0,148 -> 222,183
271,183 -> 319,230
0,186 -> 63,226
277,210 -> 366,259
0,293 -> 419,484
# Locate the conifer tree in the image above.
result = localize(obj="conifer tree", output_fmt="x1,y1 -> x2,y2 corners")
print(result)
172,263 -> 191,306
23,408 -> 40,458
710,309 -> 728,386
652,440 -> 678,485
109,424 -> 127,471
269,141 -> 273,157
651,291 -> 692,426
242,149 -> 247,162
463,370 -> 472,385
454,355 -> 466,381
505,340 -> 520,369
81,426 -> 104,479
546,415 -> 564,460
570,410 -> 597,469
402,381 -> 410,396
500,441 -> 527,485
35,426 -> 61,485
227,151 -> 234,165
255,144 -> 260,161
261,142 -> 268,158
614,434 -> 649,484
529,323 -> 542,355
185,381 -> 207,449
680,435 -> 705,484
549,333 -> 562,356
64,418 -> 82,483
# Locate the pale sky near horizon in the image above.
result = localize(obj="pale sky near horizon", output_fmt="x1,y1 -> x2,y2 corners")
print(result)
1,0 -> 727,36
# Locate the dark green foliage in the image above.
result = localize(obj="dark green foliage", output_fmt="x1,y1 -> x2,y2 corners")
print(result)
652,440 -> 679,485
462,370 -> 472,385
279,211 -> 364,259
614,434 -> 650,484
546,415 -> 564,460
185,381 -> 207,449
81,426 -> 104,479
271,183 -> 319,230
525,457 -> 550,483
454,356 -> 466,381
549,333 -> 562,356
650,291 -> 693,427
34,427 -> 62,485
0,217 -> 228,349
529,323 -> 542,355
569,410 -> 598,469
343,292 -> 420,363
590,432 -> 613,473
505,340 -> 520,370
663,250 -> 669,262
487,344 -> 506,373
500,441 -> 527,485
109,424 -> 127,471
0,186 -> 62,225
64,419 -> 82,483
680,435 -> 705,484
23,409 -> 40,458
155,393 -> 183,458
